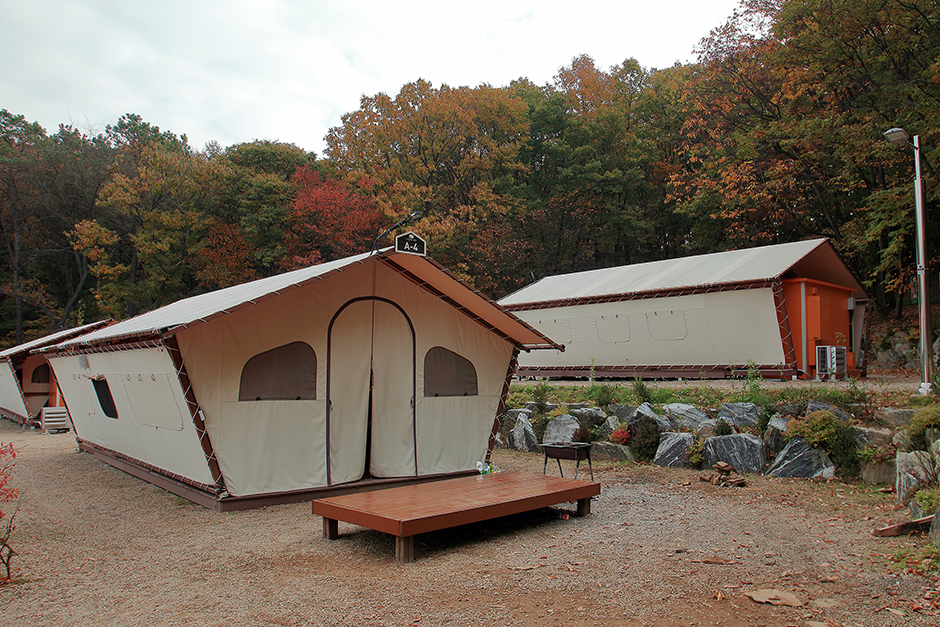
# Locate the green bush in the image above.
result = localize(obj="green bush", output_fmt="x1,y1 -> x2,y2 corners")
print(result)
587,384 -> 617,408
574,422 -> 593,443
907,406 -> 940,450
631,415 -> 661,462
714,419 -> 733,436
532,379 -> 551,415
631,377 -> 653,404
914,487 -> 940,515
686,438 -> 704,468
786,410 -> 859,477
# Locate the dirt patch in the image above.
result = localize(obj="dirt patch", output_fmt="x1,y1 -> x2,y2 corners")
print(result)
1,421 -> 938,626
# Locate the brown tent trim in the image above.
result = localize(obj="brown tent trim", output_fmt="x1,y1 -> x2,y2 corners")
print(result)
379,256 -> 563,351
516,363 -> 797,380
502,279 -> 778,312
488,347 -> 520,463
772,281 -> 800,374
164,335 -> 226,491
0,406 -> 28,425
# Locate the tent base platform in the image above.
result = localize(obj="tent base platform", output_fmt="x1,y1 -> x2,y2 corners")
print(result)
313,471 -> 600,562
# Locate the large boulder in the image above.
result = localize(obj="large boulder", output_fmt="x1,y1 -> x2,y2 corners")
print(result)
702,434 -> 767,474
806,400 -> 851,422
542,414 -> 579,444
718,403 -> 758,429
508,416 -> 539,452
895,450 -> 936,502
766,438 -> 835,479
653,432 -> 693,468
664,403 -> 710,430
763,414 -> 790,458
630,402 -> 672,432
599,415 -> 621,437
591,441 -> 636,462
570,406 -> 607,428
607,404 -> 637,421
502,408 -> 533,433
852,426 -> 893,451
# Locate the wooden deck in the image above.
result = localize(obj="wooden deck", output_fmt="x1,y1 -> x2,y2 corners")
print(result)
313,471 -> 601,562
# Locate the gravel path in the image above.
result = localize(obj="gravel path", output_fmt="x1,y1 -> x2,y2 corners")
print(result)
1,419 -> 938,626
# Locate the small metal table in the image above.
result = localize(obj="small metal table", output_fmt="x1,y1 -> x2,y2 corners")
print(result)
540,443 -> 594,480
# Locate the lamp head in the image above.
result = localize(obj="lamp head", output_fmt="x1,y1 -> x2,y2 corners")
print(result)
884,127 -> 911,145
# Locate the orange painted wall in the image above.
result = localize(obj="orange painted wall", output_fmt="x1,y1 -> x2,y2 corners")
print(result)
781,278 -> 857,376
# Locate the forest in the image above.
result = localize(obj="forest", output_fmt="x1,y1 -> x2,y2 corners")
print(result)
2,0 -> 940,347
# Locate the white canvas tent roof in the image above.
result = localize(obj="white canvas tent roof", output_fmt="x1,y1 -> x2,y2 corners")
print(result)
500,238 -> 867,309
49,250 -> 560,353
0,320 -> 112,360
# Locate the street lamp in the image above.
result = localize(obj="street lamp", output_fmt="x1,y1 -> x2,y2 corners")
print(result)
884,127 -> 934,394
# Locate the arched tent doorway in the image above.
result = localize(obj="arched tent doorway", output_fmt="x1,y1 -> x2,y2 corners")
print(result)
326,297 -> 416,485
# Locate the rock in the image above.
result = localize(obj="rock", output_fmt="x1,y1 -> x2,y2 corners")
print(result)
702,434 -> 766,474
502,408 -> 532,433
653,432 -> 693,468
718,402 -> 758,429
542,414 -> 579,444
599,415 -> 620,436
895,450 -> 935,501
696,419 -> 718,439
630,402 -> 672,431
607,404 -> 637,421
663,403 -> 709,430
763,414 -> 789,458
860,460 -> 896,485
591,441 -> 635,462
777,402 -> 805,418
766,438 -> 834,479
931,506 -> 940,544
893,431 -> 914,452
570,406 -> 607,428
852,426 -> 893,450
806,400 -> 851,422
509,416 -> 539,452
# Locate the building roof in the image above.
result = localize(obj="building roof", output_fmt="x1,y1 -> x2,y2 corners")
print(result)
46,250 -> 561,352
499,238 -> 868,309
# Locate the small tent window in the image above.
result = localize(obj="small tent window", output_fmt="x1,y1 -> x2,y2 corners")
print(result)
239,342 -> 317,401
424,347 -> 478,397
31,364 -> 50,383
92,378 -> 119,419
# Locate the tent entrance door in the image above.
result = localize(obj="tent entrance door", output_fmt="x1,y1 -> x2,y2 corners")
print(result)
326,298 -> 416,486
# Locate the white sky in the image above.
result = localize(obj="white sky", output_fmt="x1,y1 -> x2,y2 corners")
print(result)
2,0 -> 743,156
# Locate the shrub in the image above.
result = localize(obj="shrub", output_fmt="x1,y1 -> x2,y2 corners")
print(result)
632,415 -> 661,462
786,410 -> 859,477
574,422 -> 593,443
587,384 -> 617,408
686,438 -> 705,468
907,406 -> 940,450
914,487 -> 940,516
714,419 -> 733,436
609,425 -> 631,445
1,442 -> 18,583
857,444 -> 896,464
532,379 -> 551,415
631,377 -> 653,404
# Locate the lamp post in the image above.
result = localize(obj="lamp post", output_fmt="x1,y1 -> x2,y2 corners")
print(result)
884,127 -> 934,394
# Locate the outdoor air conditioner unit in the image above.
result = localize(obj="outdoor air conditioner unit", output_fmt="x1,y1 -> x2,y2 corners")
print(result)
816,346 -> 847,380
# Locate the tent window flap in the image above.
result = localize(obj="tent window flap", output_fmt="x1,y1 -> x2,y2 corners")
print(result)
31,364 -> 50,383
92,379 -> 119,419
424,347 -> 478,397
239,342 -> 317,401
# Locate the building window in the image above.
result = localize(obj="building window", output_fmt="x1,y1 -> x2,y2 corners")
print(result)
31,364 -> 50,383
239,342 -> 317,401
424,347 -> 478,397
92,378 -> 119,419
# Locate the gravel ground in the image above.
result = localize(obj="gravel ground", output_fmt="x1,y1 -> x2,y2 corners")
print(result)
2,417 -> 939,627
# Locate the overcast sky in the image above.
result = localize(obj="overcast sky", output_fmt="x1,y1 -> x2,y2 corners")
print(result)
3,0 -> 742,156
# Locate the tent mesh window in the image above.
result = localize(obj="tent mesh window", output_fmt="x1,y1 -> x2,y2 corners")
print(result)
239,342 -> 317,401
92,378 -> 119,419
30,364 -> 50,383
424,347 -> 478,397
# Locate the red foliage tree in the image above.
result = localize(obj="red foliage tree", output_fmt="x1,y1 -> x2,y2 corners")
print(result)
283,168 -> 384,269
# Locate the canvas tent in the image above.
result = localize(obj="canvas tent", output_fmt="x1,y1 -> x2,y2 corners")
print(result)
0,321 -> 112,425
40,249 -> 560,510
498,238 -> 869,380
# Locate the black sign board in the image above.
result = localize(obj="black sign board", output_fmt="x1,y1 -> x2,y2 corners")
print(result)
395,231 -> 427,256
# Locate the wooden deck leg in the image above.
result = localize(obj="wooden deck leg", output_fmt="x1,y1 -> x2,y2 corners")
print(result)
575,497 -> 592,517
323,517 -> 339,540
395,535 -> 415,563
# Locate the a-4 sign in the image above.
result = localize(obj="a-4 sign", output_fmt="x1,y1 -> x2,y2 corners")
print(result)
395,231 -> 427,256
